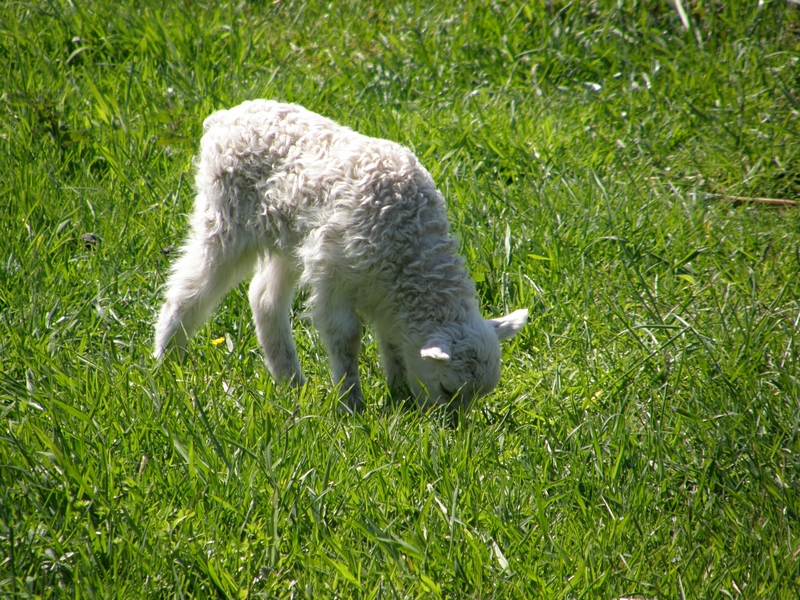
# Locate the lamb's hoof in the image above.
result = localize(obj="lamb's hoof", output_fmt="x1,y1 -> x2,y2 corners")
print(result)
281,372 -> 306,388
153,343 -> 187,363
382,394 -> 415,414
337,393 -> 364,416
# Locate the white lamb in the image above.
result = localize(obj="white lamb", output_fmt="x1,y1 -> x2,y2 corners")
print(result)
154,100 -> 527,415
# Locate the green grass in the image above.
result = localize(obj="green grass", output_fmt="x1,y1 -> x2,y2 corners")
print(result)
2,0 -> 800,597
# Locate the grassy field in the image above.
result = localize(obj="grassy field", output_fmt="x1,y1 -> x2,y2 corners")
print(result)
2,0 -> 800,597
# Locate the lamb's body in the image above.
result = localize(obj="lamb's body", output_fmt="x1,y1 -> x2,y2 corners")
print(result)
154,100 -> 526,413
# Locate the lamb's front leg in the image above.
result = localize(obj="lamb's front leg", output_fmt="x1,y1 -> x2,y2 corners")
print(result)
377,335 -> 411,408
313,293 -> 365,414
249,254 -> 304,386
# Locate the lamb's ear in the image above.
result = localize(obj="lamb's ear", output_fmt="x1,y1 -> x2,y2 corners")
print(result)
488,309 -> 529,341
421,338 -> 451,362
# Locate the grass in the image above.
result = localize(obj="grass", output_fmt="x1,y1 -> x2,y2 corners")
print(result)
2,0 -> 800,597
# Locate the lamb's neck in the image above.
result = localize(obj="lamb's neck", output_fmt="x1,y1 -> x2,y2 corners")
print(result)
393,247 -> 479,330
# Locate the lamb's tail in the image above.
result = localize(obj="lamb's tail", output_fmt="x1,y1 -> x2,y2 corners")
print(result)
202,100 -> 286,132
202,109 -> 229,132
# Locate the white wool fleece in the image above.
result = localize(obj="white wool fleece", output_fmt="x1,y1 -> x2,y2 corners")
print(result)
154,100 -> 527,414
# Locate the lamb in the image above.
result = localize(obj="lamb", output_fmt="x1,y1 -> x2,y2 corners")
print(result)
153,100 -> 527,415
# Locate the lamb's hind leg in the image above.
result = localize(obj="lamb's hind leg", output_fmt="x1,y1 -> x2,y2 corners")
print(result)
154,225 -> 255,359
249,254 -> 304,386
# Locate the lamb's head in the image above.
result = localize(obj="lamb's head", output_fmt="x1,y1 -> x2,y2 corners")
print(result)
405,309 -> 528,415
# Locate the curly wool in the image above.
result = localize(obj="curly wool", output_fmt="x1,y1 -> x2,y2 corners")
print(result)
154,100 -> 526,414
196,101 -> 473,323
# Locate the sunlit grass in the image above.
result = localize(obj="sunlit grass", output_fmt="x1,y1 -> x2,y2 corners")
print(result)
2,1 -> 799,597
